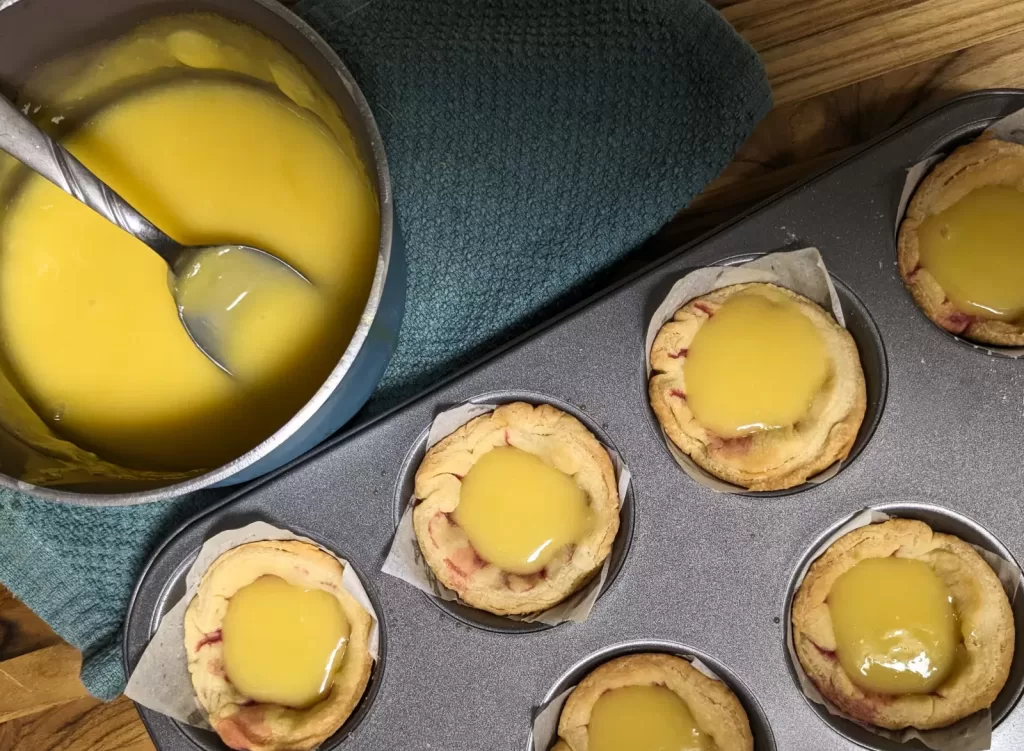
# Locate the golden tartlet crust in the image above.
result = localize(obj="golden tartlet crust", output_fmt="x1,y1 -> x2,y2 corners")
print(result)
897,137 -> 1024,347
791,518 -> 1015,730
648,282 -> 867,491
412,402 -> 619,616
552,653 -> 755,751
184,540 -> 374,751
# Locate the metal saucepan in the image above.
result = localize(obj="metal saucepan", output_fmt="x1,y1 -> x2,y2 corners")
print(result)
0,0 -> 405,505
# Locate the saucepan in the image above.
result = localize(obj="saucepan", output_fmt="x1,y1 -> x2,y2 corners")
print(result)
0,0 -> 404,504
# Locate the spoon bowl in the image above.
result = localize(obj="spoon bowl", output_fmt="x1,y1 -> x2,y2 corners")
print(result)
172,244 -> 313,375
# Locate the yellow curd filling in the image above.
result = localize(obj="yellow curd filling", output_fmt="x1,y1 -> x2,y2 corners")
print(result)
828,557 -> 960,695
222,575 -> 350,709
683,290 -> 829,437
0,17 -> 379,474
453,446 -> 593,575
918,185 -> 1024,321
588,685 -> 715,751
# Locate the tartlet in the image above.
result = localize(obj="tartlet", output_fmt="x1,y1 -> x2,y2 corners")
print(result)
648,282 -> 867,491
412,402 -> 619,615
551,653 -> 755,751
791,518 -> 1015,730
184,540 -> 374,751
897,137 -> 1024,347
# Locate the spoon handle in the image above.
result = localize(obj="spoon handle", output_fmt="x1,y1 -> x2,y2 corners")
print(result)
0,93 -> 182,264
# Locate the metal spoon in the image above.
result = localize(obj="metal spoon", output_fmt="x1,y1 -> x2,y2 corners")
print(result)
0,93 -> 311,375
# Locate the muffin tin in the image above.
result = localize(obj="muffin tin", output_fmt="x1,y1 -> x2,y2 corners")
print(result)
124,89 -> 1024,750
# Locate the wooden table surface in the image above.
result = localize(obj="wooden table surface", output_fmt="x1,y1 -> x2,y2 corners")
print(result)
3,0 -> 1024,748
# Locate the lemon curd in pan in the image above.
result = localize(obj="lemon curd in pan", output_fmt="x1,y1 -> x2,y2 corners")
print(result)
0,16 -> 379,474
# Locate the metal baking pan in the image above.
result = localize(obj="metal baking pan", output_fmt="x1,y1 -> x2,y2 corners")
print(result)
124,89 -> 1024,751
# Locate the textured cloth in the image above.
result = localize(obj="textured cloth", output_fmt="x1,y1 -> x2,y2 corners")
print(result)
0,0 -> 770,699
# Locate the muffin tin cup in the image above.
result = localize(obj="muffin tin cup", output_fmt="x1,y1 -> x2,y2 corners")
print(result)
893,105 -> 1024,360
387,390 -> 635,634
527,639 -> 776,751
784,502 -> 1024,751
642,249 -> 888,498
134,523 -> 388,751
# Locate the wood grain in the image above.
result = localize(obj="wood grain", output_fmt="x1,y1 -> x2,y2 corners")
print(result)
0,586 -> 61,662
3,1 -> 1024,750
657,28 -> 1024,249
0,696 -> 153,751
714,0 -> 1024,105
0,583 -> 154,751
0,646 -> 89,724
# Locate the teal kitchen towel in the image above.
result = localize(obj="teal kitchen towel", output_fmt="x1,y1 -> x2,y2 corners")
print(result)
0,0 -> 770,699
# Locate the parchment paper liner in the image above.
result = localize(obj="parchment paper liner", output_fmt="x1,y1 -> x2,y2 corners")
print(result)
125,521 -> 381,731
382,401 -> 631,625
529,654 -> 724,750
895,106 -> 1024,358
644,247 -> 849,493
786,508 -> 1023,751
